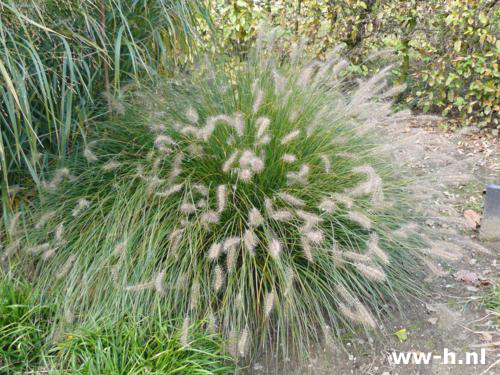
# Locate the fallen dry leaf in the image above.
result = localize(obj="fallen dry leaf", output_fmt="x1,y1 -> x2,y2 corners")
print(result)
454,270 -> 479,285
463,209 -> 481,229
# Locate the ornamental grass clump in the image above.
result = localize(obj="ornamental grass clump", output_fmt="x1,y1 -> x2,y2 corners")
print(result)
2,33 -> 458,358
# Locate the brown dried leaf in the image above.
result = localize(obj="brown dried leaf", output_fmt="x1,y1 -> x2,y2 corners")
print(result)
454,269 -> 479,285
463,209 -> 481,229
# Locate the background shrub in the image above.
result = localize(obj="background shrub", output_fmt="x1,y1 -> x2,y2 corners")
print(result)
202,0 -> 499,133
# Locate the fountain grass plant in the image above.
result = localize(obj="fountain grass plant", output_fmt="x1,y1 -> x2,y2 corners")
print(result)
2,32 -> 460,359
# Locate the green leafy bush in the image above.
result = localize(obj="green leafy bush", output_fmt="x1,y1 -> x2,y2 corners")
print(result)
204,0 -> 499,132
6,35 -> 451,359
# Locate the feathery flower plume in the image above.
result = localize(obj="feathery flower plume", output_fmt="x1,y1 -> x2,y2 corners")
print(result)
296,210 -> 322,228
339,302 -> 359,323
55,255 -> 76,280
284,266 -> 294,296
202,115 -> 233,140
351,165 -> 383,204
192,184 -> 209,196
154,271 -> 165,294
187,143 -> 203,158
227,328 -> 239,358
354,301 -> 376,329
46,168 -> 73,190
233,112 -> 245,137
145,176 -> 164,194
320,155 -> 331,173
181,316 -> 190,347
72,199 -> 90,217
249,207 -> 264,227
238,168 -> 253,183
304,229 -> 324,244
319,199 -> 336,213
256,134 -> 271,145
213,265 -> 225,293
181,126 -> 199,137
8,212 -> 21,237
342,251 -> 371,263
348,211 -> 372,230
28,242 -> 50,254
335,284 -> 354,303
156,183 -> 183,198
281,130 -> 300,145
55,223 -> 64,242
256,117 -> 270,139
223,151 -> 239,173
271,210 -> 294,222
367,233 -> 389,264
272,69 -> 286,95
208,242 -> 222,260
226,245 -> 238,273
252,82 -> 264,114
282,154 -> 297,163
154,135 -> 176,154
169,228 -> 184,256
289,109 -> 300,123
35,211 -> 55,229
180,203 -> 196,215
250,157 -> 264,173
186,107 -> 199,123
201,211 -> 220,228
168,153 -> 183,183
113,239 -> 127,257
332,193 -> 353,208
331,136 -> 348,145
42,248 -> 56,260
217,184 -> 227,213
125,281 -> 154,292
102,160 -> 121,171
2,239 -> 20,261
264,290 -> 275,317
208,312 -> 218,333
196,199 -> 207,208
298,66 -> 314,88
268,237 -> 282,260
243,229 -> 258,255
190,281 -> 200,310
238,327 -> 249,357
354,263 -> 386,282
223,237 -> 241,252
277,192 -> 305,207
301,237 -> 314,262
286,164 -> 309,185
149,123 -> 166,133
84,146 -> 98,162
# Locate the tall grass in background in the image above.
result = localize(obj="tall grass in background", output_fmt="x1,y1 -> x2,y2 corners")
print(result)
0,0 -> 210,205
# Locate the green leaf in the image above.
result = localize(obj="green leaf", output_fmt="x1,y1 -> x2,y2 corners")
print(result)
454,40 -> 462,52
394,329 -> 408,342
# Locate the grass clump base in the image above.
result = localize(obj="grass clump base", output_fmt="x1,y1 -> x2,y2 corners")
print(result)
2,32 -> 454,360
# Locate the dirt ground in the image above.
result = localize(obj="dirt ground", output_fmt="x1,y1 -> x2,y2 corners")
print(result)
252,120 -> 500,375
